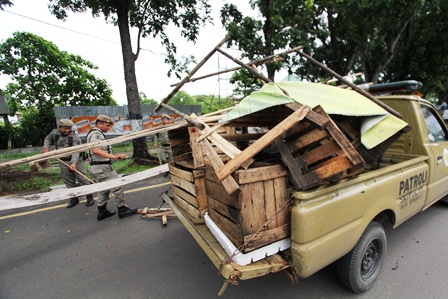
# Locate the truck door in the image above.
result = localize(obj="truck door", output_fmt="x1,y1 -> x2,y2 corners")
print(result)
421,103 -> 448,208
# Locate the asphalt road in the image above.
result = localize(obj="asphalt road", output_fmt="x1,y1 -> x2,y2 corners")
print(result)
1,175 -> 448,299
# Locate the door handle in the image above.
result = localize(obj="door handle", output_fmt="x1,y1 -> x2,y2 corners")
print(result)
437,155 -> 443,163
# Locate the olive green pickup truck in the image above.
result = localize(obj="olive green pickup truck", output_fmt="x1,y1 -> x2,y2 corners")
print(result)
163,94 -> 448,294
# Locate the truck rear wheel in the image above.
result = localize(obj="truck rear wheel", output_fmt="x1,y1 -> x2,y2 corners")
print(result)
337,221 -> 387,293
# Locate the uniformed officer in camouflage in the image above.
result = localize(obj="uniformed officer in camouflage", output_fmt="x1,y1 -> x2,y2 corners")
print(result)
86,115 -> 137,221
42,119 -> 95,208
154,114 -> 174,176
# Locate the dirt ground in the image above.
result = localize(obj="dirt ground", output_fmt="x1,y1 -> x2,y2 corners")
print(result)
0,168 -> 57,196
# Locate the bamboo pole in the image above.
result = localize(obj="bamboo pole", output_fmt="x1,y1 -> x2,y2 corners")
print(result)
216,48 -> 273,84
0,114 -> 224,169
169,46 -> 303,87
154,35 -> 230,112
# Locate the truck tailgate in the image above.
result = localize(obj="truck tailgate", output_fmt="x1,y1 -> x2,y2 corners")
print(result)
162,193 -> 291,283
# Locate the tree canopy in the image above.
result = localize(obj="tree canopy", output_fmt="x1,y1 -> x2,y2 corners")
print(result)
48,0 -> 212,161
0,31 -> 116,146
221,0 -> 448,102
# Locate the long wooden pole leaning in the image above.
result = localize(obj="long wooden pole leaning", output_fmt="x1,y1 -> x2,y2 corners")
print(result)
154,34 -> 230,112
296,50 -> 403,119
170,46 -> 303,87
57,158 -> 96,184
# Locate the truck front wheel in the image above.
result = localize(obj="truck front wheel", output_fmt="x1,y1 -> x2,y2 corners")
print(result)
337,221 -> 387,293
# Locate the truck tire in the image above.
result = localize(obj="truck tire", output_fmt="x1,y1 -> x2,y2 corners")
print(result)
337,221 -> 387,293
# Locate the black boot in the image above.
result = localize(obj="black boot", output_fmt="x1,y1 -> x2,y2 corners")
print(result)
67,197 -> 79,208
97,205 -> 116,221
117,205 -> 138,219
86,194 -> 95,207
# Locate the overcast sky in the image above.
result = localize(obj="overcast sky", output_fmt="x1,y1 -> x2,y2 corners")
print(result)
0,0 -> 260,105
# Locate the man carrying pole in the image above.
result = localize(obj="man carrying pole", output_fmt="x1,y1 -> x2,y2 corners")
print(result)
42,119 -> 95,208
86,115 -> 138,221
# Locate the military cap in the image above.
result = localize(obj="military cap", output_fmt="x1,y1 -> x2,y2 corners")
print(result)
59,119 -> 74,127
96,114 -> 113,124
161,113 -> 170,119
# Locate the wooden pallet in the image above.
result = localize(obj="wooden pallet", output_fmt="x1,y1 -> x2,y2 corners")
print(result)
274,104 -> 366,189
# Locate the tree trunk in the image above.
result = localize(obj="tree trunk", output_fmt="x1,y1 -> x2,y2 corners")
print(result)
116,6 -> 150,161
261,0 -> 276,81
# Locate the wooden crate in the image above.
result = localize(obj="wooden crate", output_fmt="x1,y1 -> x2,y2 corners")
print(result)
168,162 -> 207,220
205,163 -> 291,253
273,104 -> 366,189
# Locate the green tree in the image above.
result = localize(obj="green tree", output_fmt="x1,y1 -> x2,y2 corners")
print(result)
169,90 -> 197,105
0,0 -> 12,10
194,94 -> 234,114
139,92 -> 158,105
382,0 -> 448,103
0,31 -> 116,145
49,0 -> 211,162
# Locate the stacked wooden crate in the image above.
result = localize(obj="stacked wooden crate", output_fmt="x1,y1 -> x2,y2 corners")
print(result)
166,103 -> 366,251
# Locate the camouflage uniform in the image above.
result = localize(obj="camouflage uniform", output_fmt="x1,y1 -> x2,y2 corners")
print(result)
43,127 -> 93,208
154,129 -> 173,164
86,128 -> 125,208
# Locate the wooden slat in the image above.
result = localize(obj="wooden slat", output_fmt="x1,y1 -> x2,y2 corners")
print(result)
171,175 -> 197,196
304,155 -> 352,181
285,103 -> 329,128
218,133 -> 265,142
273,137 -> 308,190
207,195 -> 241,224
194,177 -> 208,215
189,126 -> 205,168
199,138 -> 240,196
240,181 -> 266,235
263,179 -> 278,229
300,140 -> 341,165
243,223 -> 290,253
207,207 -> 243,247
168,162 -> 194,182
273,177 -> 289,225
172,185 -> 199,208
204,177 -> 240,209
286,128 -> 330,154
314,106 -> 365,166
234,164 -> 287,184
216,105 -> 311,181
174,152 -> 193,163
173,194 -> 200,219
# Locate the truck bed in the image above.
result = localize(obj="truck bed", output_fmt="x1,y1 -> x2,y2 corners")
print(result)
162,193 -> 291,283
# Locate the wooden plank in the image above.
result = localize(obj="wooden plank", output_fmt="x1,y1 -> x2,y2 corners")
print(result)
207,207 -> 243,247
207,195 -> 241,224
273,177 -> 289,225
4,164 -> 169,204
192,169 -> 205,178
263,179 -> 278,229
172,143 -> 192,156
240,181 -> 266,235
168,162 -> 194,182
204,174 -> 240,209
162,214 -> 168,225
218,133 -> 265,142
314,106 -> 365,166
194,177 -> 208,213
171,175 -> 197,196
189,126 -> 205,168
273,137 -> 308,190
174,160 -> 195,169
286,128 -> 330,154
216,105 -> 311,181
172,185 -> 199,208
243,223 -> 290,253
234,164 -> 287,184
300,140 -> 341,166
199,138 -> 241,196
285,103 -> 329,128
173,194 -> 201,219
305,155 -> 353,181
174,152 -> 192,163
